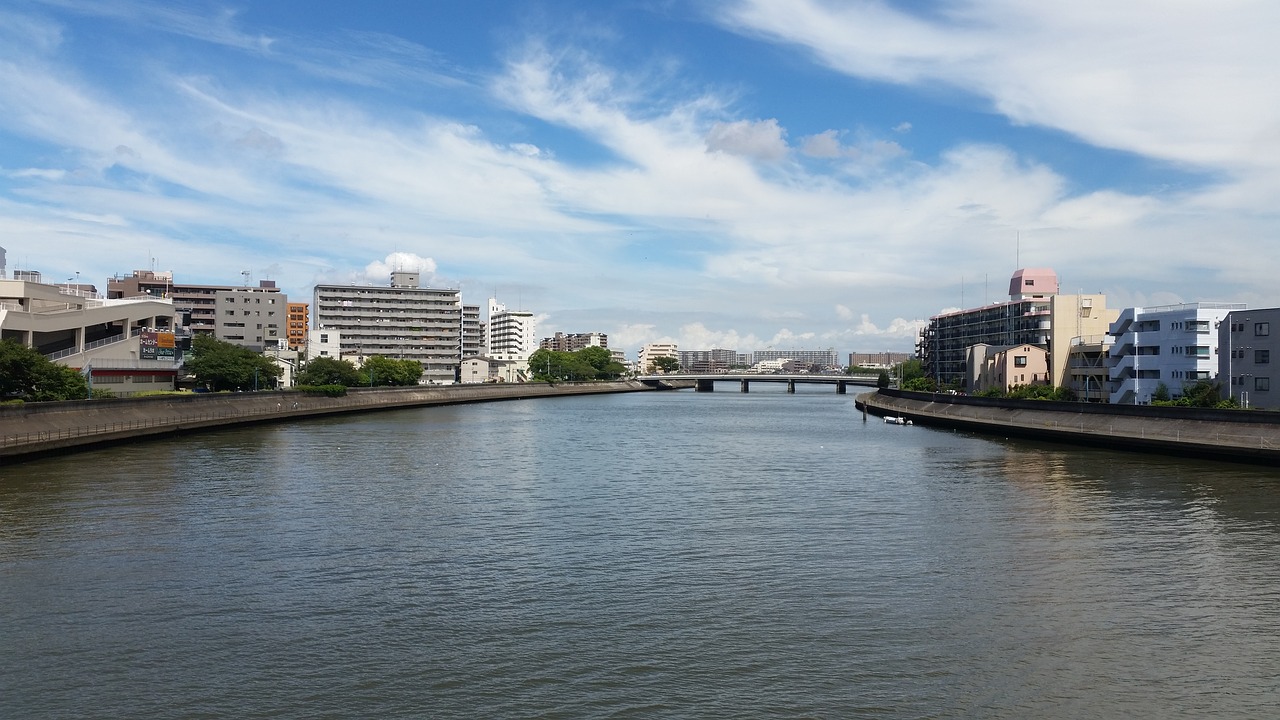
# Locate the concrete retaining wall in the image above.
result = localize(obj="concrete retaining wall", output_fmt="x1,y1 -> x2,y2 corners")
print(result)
856,389 -> 1280,465
0,380 -> 691,463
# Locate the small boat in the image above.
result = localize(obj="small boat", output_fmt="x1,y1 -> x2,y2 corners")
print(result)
884,415 -> 913,425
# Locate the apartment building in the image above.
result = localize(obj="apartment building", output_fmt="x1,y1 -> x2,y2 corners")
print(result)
639,342 -> 678,373
540,332 -> 608,352
286,302 -> 309,350
1108,302 -> 1243,404
1218,307 -> 1280,409
108,270 -> 283,337
917,268 -> 1116,389
678,348 -> 738,373
752,348 -> 839,368
313,271 -> 462,385
485,298 -> 537,362
213,287 -> 288,352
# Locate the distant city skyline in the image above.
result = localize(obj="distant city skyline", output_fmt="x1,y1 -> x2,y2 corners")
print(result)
2,1 -> 1277,355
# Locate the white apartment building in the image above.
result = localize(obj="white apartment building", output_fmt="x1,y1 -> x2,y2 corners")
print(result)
307,328 -> 343,359
313,271 -> 462,385
485,298 -> 536,362
1108,302 -> 1244,404
639,342 -> 678,373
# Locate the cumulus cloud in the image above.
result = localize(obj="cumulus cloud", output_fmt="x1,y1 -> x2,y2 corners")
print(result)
362,252 -> 438,284
706,118 -> 789,161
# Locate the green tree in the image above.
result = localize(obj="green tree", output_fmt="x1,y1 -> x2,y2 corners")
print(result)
876,371 -> 891,388
297,356 -> 362,387
897,359 -> 925,383
650,356 -> 680,374
1151,382 -> 1171,403
0,339 -> 91,401
185,335 -> 282,391
360,356 -> 424,386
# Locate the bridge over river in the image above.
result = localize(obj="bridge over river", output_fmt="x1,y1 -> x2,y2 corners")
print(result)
639,373 -> 882,394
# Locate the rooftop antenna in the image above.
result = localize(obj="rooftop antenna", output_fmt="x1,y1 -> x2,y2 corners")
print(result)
241,270 -> 251,286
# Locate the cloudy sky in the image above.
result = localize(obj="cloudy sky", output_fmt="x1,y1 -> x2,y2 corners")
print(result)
2,1 -> 1277,356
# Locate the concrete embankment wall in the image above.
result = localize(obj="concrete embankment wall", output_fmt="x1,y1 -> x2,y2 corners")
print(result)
0,380 -> 692,463
856,389 -> 1280,465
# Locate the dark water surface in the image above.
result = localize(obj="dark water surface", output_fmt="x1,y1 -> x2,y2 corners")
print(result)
3,387 -> 1279,718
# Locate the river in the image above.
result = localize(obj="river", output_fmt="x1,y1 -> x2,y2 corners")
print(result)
2,386 -> 1279,718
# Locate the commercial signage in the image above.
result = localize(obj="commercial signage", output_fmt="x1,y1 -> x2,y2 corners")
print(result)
140,331 -> 177,361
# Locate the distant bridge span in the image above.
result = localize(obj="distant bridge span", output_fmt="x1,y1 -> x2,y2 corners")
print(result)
638,373 -> 882,394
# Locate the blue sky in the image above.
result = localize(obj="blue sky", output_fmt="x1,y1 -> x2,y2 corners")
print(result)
2,0 -> 1278,356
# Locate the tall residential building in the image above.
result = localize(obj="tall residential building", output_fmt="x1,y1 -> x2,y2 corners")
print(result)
485,298 -> 536,362
1108,302 -> 1243,404
917,268 -> 1116,388
108,270 -> 282,337
462,304 -> 482,359
313,271 -> 462,385
540,332 -> 608,352
287,302 -> 309,350
639,342 -> 678,372
848,352 -> 913,369
1219,308 -> 1280,409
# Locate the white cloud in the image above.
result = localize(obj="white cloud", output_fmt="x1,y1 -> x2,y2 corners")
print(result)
362,253 -> 438,284
706,118 -> 789,161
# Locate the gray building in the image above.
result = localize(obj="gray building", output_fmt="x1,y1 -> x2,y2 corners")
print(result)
313,271 -> 462,385
213,286 -> 288,351
1219,308 -> 1279,409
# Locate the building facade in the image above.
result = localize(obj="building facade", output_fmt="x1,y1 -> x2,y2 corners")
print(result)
213,287 -> 288,351
1218,308 -> 1280,409
108,270 -> 283,337
1,277 -> 179,395
639,343 -> 678,373
917,268 -> 1116,389
751,348 -> 839,368
540,332 -> 608,352
286,302 -> 309,350
967,343 -> 1051,394
485,299 -> 537,363
1108,302 -> 1243,404
313,271 -> 462,385
678,348 -> 739,373
462,304 -> 482,360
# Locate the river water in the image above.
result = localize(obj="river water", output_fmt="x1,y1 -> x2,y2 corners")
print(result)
3,386 -> 1279,718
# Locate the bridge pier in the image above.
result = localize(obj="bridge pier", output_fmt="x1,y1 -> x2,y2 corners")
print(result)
696,379 -> 715,392
837,380 -> 847,394
787,380 -> 795,393
740,379 -> 750,393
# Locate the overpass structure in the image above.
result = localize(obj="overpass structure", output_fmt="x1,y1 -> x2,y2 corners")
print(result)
639,373 -> 882,394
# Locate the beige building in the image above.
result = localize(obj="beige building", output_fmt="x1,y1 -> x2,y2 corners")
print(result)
1,277 -> 179,395
639,342 -> 678,373
968,343 -> 1051,394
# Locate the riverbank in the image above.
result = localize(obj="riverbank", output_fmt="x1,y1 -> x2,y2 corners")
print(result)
0,379 -> 693,463
856,388 -> 1280,465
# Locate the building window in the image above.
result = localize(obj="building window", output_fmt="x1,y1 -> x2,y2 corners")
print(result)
1014,356 -> 1027,367
1255,377 -> 1270,391
1257,349 -> 1271,364
1257,322 -> 1270,336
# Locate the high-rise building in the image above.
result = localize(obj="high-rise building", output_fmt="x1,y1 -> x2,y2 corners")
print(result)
286,302 -> 309,350
313,271 -> 462,385
485,298 -> 537,362
751,348 -> 838,368
462,304 -> 482,359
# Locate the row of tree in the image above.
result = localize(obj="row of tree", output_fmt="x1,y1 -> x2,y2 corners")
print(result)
529,347 -> 629,382
185,336 -> 423,391
0,340 -> 106,401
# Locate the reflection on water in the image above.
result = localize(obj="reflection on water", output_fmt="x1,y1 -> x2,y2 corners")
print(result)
2,390 -> 1279,719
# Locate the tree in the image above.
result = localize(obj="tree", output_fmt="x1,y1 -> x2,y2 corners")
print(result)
297,356 -> 362,387
360,356 -> 423,386
877,371 -> 891,388
1152,382 -> 1171,403
650,356 -> 680,374
185,335 -> 282,391
0,339 -> 91,401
